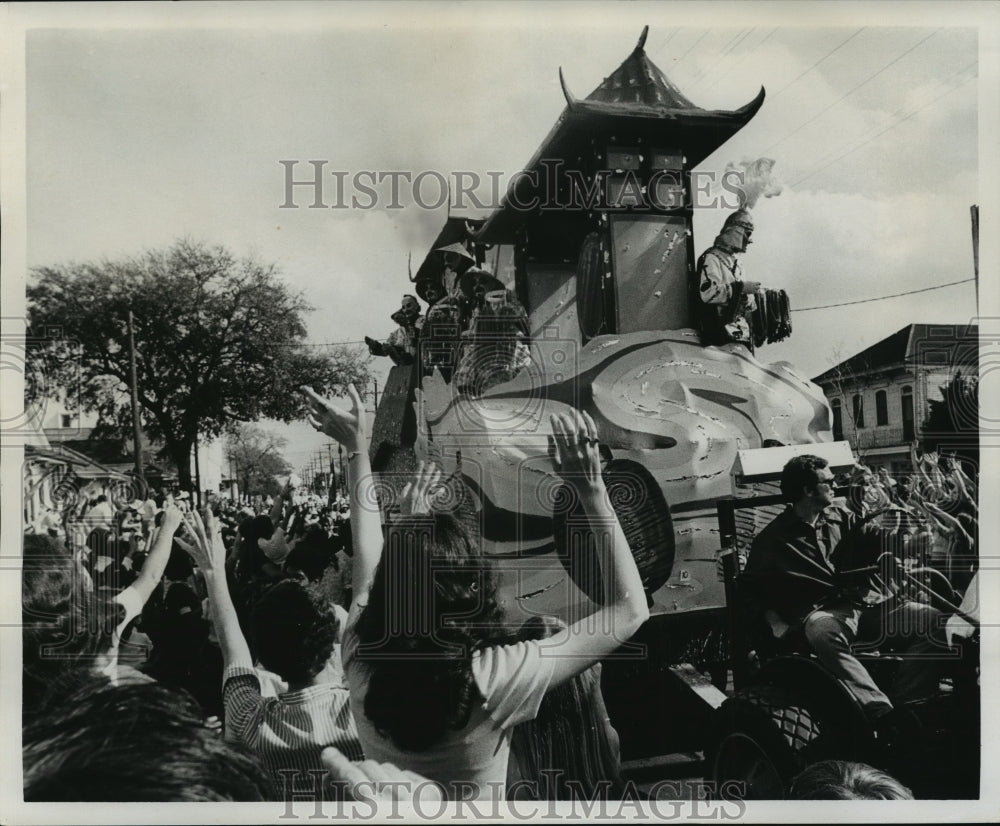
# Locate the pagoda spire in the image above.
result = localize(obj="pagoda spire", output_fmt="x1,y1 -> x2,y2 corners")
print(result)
584,25 -> 699,109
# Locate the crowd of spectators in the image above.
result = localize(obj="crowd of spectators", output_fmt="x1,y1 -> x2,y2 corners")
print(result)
840,445 -> 978,615
21,385 -> 646,804
21,385 -> 979,804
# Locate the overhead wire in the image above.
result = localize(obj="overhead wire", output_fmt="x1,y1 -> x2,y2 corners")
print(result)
765,28 -> 943,153
670,29 -> 711,74
282,340 -> 367,347
681,28 -> 753,89
688,27 -> 778,93
791,59 -> 977,183
790,66 -> 976,187
649,29 -> 680,56
795,279 -> 975,312
768,28 -> 866,100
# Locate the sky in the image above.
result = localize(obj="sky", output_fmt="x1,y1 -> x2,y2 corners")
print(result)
8,1 -> 994,473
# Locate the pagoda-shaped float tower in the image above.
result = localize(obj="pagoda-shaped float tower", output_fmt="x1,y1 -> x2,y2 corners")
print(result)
479,26 -> 764,347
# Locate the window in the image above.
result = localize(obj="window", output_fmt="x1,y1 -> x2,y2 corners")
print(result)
852,394 -> 865,429
61,414 -> 73,429
875,389 -> 888,426
831,398 -> 844,441
901,385 -> 914,442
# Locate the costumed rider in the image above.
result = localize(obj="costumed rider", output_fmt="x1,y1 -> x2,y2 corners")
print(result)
694,207 -> 761,348
365,294 -> 423,366
418,241 -> 477,380
453,270 -> 530,396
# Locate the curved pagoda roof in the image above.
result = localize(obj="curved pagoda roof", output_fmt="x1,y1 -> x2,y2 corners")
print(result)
479,26 -> 765,242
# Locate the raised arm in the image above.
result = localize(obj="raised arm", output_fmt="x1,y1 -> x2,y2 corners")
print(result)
176,507 -> 253,670
948,463 -> 977,514
539,409 -> 649,688
923,501 -> 973,546
128,504 -> 184,605
301,384 -> 382,602
268,477 -> 293,527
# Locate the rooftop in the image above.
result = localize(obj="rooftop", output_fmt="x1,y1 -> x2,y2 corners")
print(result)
812,323 -> 979,385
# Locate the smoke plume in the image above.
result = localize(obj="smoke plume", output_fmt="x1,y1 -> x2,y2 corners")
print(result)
726,157 -> 783,209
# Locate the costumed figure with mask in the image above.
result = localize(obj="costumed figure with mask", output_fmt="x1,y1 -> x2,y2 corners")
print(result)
365,294 -> 424,366
693,208 -> 762,349
417,242 -> 477,380
453,270 -> 531,396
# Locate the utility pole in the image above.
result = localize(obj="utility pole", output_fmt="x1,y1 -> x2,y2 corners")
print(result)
193,432 -> 202,506
971,204 -> 979,312
327,443 -> 336,506
338,444 -> 345,498
127,310 -> 144,484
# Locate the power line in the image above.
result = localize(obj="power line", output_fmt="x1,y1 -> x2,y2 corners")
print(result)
766,28 -> 942,153
795,279 -> 974,312
768,28 -> 866,100
282,340 -> 367,348
671,30 -> 711,74
682,28 -> 753,89
720,27 -> 755,59
790,67 -> 976,187
650,29 -> 680,57
796,59 -> 976,180
689,27 -> 777,93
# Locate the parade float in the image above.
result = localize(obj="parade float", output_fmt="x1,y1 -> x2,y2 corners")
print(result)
368,27 -> 838,758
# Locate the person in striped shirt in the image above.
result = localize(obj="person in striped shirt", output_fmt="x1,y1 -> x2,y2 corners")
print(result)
177,509 -> 364,799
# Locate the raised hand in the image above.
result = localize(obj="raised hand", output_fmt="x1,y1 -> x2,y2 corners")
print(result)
300,384 -> 365,453
258,526 -> 294,564
175,507 -> 226,575
398,461 -> 444,516
160,501 -> 184,535
548,408 -> 603,492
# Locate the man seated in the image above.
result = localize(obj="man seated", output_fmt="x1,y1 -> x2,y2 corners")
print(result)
740,455 -> 950,728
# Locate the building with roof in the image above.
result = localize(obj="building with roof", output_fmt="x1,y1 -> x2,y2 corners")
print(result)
38,396 -> 228,500
811,323 -> 978,472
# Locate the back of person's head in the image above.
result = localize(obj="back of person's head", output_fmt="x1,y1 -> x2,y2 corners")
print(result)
251,579 -> 338,685
22,534 -> 99,713
355,512 -> 504,752
23,677 -> 273,801
165,581 -> 203,619
239,514 -> 276,578
164,540 -> 195,580
789,760 -> 913,800
284,525 -> 337,582
780,454 -> 829,503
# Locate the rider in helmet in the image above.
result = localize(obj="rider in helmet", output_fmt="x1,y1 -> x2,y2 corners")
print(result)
693,208 -> 761,348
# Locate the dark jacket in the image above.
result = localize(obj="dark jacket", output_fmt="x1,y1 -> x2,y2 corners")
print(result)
740,505 -> 881,625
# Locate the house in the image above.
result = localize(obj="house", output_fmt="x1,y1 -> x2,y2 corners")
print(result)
38,396 -> 229,498
811,323 -> 978,473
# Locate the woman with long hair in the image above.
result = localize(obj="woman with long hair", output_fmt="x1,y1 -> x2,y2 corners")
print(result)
301,385 -> 649,801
